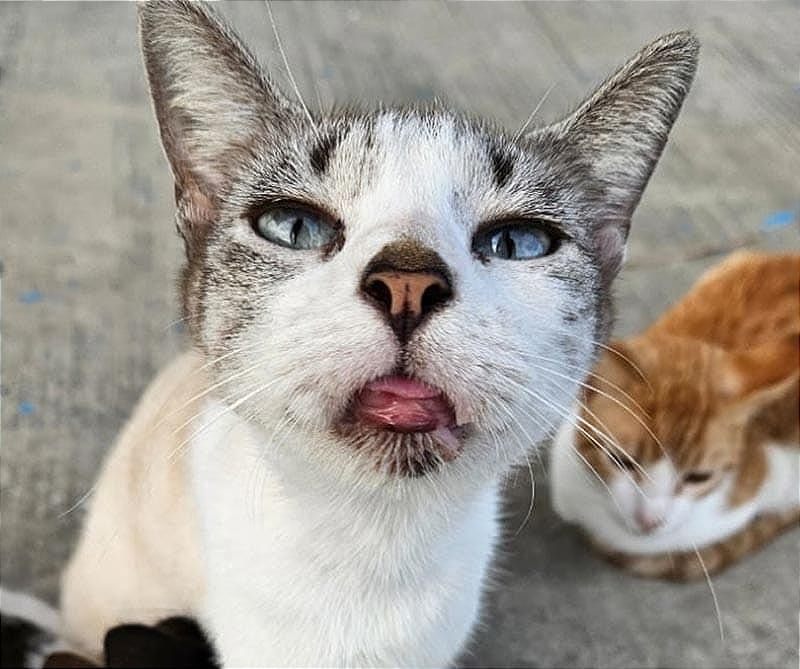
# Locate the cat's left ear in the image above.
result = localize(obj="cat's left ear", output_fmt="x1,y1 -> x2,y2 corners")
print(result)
536,32 -> 699,282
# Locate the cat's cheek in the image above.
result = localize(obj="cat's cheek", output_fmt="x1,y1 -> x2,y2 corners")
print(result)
608,473 -> 640,530
660,496 -> 693,532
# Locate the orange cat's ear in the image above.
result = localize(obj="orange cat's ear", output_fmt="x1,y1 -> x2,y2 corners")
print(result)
719,333 -> 799,425
721,333 -> 800,400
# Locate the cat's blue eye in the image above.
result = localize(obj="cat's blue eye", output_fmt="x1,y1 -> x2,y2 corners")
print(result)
253,206 -> 337,251
473,224 -> 553,260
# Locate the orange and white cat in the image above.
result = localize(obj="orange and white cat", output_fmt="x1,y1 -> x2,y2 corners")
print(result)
551,251 -> 799,580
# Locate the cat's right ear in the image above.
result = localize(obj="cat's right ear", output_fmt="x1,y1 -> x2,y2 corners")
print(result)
534,32 -> 699,284
138,1 -> 299,244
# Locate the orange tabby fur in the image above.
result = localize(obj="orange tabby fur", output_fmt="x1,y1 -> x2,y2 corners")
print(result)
576,251 -> 799,580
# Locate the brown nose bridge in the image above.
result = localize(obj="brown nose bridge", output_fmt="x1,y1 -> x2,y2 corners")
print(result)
361,240 -> 453,341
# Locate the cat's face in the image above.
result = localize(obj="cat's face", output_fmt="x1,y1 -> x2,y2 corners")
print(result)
575,336 -> 795,534
192,113 -> 606,482
139,2 -> 697,488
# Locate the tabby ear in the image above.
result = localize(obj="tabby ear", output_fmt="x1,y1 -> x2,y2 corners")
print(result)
540,32 -> 699,282
138,1 -> 300,238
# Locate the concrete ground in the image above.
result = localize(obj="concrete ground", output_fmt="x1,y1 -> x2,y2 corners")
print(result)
1,2 -> 798,667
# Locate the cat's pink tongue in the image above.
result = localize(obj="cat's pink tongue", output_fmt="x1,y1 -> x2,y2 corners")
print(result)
353,376 -> 459,454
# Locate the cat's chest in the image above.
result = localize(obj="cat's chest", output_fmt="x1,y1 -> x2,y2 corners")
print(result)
186,400 -> 499,665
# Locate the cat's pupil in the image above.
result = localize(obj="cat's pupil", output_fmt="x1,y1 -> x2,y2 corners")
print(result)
491,230 -> 515,259
290,218 -> 304,246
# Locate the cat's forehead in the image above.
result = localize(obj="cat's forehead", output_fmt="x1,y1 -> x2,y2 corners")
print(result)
236,107 -> 576,235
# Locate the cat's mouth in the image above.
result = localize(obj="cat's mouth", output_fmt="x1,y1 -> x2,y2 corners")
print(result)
338,375 -> 465,475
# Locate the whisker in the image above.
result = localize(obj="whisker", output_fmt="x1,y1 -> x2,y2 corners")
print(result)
161,315 -> 190,333
503,376 -> 648,497
493,401 -> 537,535
57,482 -> 97,518
525,401 -> 631,523
519,349 -> 650,420
691,541 -> 725,641
161,355 -> 274,438
521,359 -> 672,472
512,392 -> 616,504
264,1 -> 318,135
165,376 -> 284,465
513,81 -> 557,142
544,325 -> 652,389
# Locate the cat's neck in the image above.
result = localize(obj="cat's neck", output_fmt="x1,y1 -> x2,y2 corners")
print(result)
189,397 -> 499,556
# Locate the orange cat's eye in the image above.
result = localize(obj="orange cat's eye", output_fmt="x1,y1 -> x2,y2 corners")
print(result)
606,450 -> 637,471
683,470 -> 713,485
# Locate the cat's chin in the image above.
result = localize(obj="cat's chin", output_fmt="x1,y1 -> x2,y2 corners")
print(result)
335,423 -> 470,478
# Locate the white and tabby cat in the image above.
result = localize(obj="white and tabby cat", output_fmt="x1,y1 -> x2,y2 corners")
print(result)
60,2 -> 698,666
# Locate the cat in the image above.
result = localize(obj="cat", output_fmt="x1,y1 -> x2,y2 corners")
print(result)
57,1 -> 699,666
551,251 -> 800,580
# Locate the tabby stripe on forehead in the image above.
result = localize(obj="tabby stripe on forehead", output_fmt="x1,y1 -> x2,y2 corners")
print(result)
310,129 -> 343,175
490,146 -> 514,189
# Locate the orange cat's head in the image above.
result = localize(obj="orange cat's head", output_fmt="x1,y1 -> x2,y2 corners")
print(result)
574,333 -> 798,535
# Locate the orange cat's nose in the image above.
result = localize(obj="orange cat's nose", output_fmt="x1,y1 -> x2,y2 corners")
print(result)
635,509 -> 664,533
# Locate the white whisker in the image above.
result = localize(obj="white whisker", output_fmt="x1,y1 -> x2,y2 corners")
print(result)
513,81 -> 557,142
503,375 -> 649,497
691,541 -> 725,641
264,1 -> 318,134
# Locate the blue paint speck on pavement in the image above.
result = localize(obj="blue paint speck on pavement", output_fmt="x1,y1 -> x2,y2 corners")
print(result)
762,210 -> 797,230
19,289 -> 43,304
18,402 -> 35,415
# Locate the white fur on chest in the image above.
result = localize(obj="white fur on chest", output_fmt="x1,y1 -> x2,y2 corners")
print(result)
189,400 -> 499,667
550,419 -> 800,555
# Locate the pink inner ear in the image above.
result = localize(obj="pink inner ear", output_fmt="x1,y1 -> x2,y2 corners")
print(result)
594,223 -> 627,282
182,184 -> 216,225
174,181 -> 217,254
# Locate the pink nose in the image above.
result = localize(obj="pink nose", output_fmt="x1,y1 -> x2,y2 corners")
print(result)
635,509 -> 663,533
